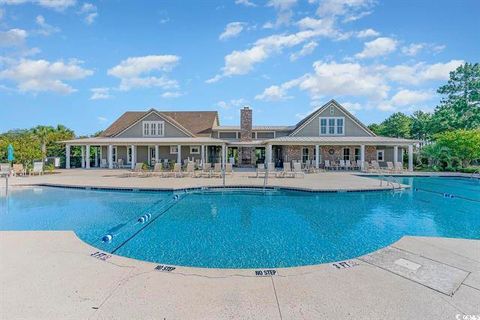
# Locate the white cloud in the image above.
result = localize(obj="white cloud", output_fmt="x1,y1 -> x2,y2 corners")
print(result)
108,55 -> 180,91
390,89 -> 433,106
255,85 -> 291,101
35,15 -> 60,36
219,22 -> 246,41
0,8 -> 5,20
0,58 -> 93,94
216,98 -> 248,109
0,0 -> 76,10
290,41 -> 317,61
355,37 -> 397,59
161,91 -> 183,98
90,87 -> 111,100
266,0 -> 298,28
97,116 -> 107,122
401,43 -> 424,56
208,17 -> 340,82
386,60 -> 464,85
235,0 -> 256,7
315,0 -> 374,18
341,101 -> 363,114
79,2 -> 97,25
356,28 -> 379,38
0,28 -> 27,47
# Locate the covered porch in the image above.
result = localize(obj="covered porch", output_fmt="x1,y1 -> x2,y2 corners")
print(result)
61,137 -> 229,170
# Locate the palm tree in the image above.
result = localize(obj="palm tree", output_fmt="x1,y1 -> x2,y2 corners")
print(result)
32,126 -> 54,163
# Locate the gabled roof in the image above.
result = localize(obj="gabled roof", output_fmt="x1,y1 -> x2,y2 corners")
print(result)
290,99 -> 376,137
100,109 -> 219,137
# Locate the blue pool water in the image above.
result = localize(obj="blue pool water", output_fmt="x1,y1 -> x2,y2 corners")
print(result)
0,177 -> 479,268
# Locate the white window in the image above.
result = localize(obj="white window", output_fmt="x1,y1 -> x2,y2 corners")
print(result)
302,147 -> 309,162
354,148 -> 361,161
170,145 -> 178,154
319,117 -> 345,135
190,146 -> 200,154
377,150 -> 385,162
343,148 -> 350,161
143,121 -> 165,137
127,146 -> 132,164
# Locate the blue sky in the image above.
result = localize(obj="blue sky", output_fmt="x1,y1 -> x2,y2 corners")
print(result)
0,0 -> 478,135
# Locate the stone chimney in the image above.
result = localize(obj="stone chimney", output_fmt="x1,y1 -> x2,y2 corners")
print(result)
240,106 -> 252,141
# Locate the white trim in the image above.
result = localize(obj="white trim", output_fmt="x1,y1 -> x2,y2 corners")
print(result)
170,145 -> 178,154
190,146 -> 200,154
319,117 -> 345,135
376,149 -> 385,162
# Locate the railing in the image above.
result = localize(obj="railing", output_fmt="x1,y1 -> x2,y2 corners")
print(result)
471,169 -> 480,180
379,175 -> 402,190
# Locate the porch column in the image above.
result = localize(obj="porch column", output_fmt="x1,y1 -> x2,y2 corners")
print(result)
266,144 -> 272,164
201,145 -> 205,165
360,145 -> 365,171
108,145 -> 113,169
131,145 -> 136,169
315,145 -> 319,168
65,144 -> 71,169
85,145 -> 90,169
408,144 -> 414,172
154,145 -> 159,164
99,147 -> 103,166
393,145 -> 398,163
94,147 -> 99,167
81,145 -> 85,168
177,145 -> 181,164
221,144 -> 226,168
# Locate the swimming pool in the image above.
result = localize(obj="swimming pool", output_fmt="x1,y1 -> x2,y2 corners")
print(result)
0,177 -> 479,268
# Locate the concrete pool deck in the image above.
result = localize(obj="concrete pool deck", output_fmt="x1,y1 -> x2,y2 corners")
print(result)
0,231 -> 479,319
6,168 -> 403,192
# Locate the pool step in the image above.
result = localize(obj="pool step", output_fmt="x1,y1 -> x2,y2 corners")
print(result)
359,246 -> 469,296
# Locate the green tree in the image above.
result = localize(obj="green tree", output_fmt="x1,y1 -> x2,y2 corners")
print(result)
411,110 -> 432,141
367,123 -> 385,135
433,129 -> 480,168
433,62 -> 480,132
377,112 -> 413,138
31,125 -> 54,162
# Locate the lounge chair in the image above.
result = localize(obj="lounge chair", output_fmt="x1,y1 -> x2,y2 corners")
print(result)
339,160 -> 346,170
276,162 -> 295,178
386,162 -> 395,173
0,163 -> 11,177
350,160 -> 359,170
30,162 -> 43,176
185,163 -> 195,177
293,162 -> 305,178
394,162 -> 404,173
100,158 -> 107,168
172,163 -> 183,178
225,163 -> 233,175
150,163 -> 164,177
212,163 -> 222,178
370,160 -> 383,173
256,163 -> 266,178
324,160 -> 332,171
267,162 -> 275,176
201,162 -> 211,178
126,163 -> 144,177
345,160 -> 352,170
12,163 -> 26,176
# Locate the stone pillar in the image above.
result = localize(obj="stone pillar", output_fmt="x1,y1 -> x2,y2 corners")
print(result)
201,145 -> 205,165
131,145 -> 136,169
108,145 -> 113,169
393,145 -> 398,163
177,145 -> 181,164
360,145 -> 365,171
315,145 -> 319,168
221,144 -> 226,168
155,145 -> 159,164
65,144 -> 71,169
81,145 -> 85,168
408,144 -> 413,172
94,147 -> 99,167
99,147 -> 103,166
85,146 -> 91,169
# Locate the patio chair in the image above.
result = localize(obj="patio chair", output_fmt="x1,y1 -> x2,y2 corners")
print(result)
386,162 -> 395,173
394,162 -> 404,173
339,160 -> 346,170
350,160 -> 359,170
185,163 -> 195,177
225,163 -> 233,175
126,163 -> 144,177
150,163 -> 164,177
276,162 -> 294,178
0,163 -> 11,177
201,162 -> 211,178
172,163 -> 183,178
100,158 -> 107,168
293,162 -> 305,178
256,163 -> 266,178
30,162 -> 43,176
370,160 -> 382,173
212,163 -> 222,178
345,160 -> 352,171
267,162 -> 275,177
12,163 -> 26,176
324,160 -> 332,171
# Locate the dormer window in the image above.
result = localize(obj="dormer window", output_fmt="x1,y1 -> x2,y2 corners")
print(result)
143,121 -> 164,137
319,117 -> 344,135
